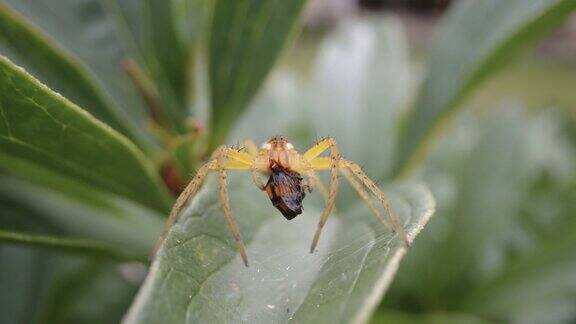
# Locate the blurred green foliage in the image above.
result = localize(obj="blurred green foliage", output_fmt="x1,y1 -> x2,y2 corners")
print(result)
0,0 -> 575,323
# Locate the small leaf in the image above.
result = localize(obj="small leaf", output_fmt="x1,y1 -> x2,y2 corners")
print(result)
208,0 -> 307,148
0,1 -> 149,145
0,55 -> 172,212
393,0 -> 576,176
108,0 -> 208,131
144,0 -> 188,110
124,174 -> 434,323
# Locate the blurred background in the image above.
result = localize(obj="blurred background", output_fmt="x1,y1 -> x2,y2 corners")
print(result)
1,0 -> 575,323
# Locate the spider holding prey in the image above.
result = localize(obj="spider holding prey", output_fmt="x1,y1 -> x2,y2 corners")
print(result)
157,136 -> 409,267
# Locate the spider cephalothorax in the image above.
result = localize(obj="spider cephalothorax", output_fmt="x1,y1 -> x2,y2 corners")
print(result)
156,135 -> 410,267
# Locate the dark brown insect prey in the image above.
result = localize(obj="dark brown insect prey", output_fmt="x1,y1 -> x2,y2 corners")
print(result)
264,164 -> 306,220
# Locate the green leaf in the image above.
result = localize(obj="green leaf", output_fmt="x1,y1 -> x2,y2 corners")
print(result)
393,0 -> 576,176
144,0 -> 188,110
0,229 -> 140,261
465,219 -> 576,323
41,257 -> 141,324
0,243 -> 139,324
0,194 -> 141,322
0,55 -> 172,212
371,309 -> 492,324
232,16 -> 411,185
389,106 -> 539,308
388,104 -> 576,314
107,0 -> 209,131
123,174 -> 434,323
0,172 -> 163,257
309,17 -> 411,180
208,0 -> 307,148
0,1 -> 150,146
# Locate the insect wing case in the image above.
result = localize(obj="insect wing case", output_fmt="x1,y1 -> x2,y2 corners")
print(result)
264,166 -> 306,220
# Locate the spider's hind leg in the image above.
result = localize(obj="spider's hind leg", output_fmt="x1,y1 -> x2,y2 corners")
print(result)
339,168 -> 390,226
341,159 -> 410,247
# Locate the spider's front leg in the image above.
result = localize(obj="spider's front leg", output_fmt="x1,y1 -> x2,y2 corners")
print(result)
240,139 -> 268,191
215,149 -> 250,267
152,146 -> 253,262
305,142 -> 410,247
304,137 -> 341,253
152,159 -> 215,256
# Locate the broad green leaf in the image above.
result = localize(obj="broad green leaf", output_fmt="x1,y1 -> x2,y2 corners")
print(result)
310,17 -> 411,181
0,198 -> 141,323
233,16 -> 412,184
41,257 -> 142,324
393,0 -> 576,176
0,229 -> 141,261
0,244 -> 139,324
208,0 -> 308,148
0,1 -> 150,146
461,123 -> 576,322
124,174 -> 434,323
0,55 -> 172,212
465,219 -> 576,323
389,106 -> 537,308
388,104 -> 576,313
0,172 -> 163,257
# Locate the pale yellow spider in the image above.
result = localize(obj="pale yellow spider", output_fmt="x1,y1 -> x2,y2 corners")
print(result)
157,135 -> 409,267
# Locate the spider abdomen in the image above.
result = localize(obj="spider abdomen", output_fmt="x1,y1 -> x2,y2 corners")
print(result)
264,165 -> 306,220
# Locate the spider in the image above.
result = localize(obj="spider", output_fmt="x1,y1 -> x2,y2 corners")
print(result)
157,136 -> 409,267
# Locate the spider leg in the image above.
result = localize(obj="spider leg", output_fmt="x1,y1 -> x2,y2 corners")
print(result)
251,168 -> 267,190
152,146 -> 251,258
307,169 -> 343,215
152,160 -> 215,256
216,149 -> 250,267
304,137 -> 337,160
341,159 -> 410,247
239,139 -> 268,190
339,167 -> 393,230
307,137 -> 341,253
301,138 -> 339,201
242,139 -> 260,156
306,170 -> 327,197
